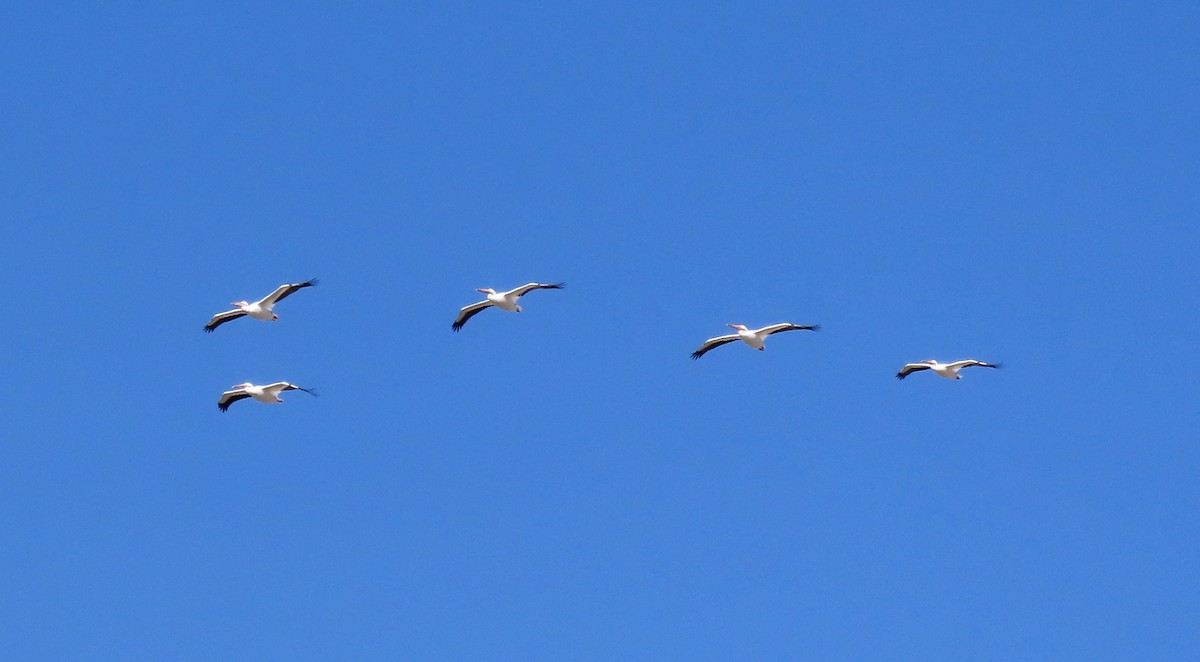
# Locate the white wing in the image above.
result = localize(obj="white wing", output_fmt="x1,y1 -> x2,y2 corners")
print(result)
691,334 -> 740,359
896,363 -> 932,380
257,279 -> 319,307
204,309 -> 248,333
755,322 -> 820,336
504,282 -> 566,298
217,389 -> 252,411
451,300 -> 493,331
946,360 -> 999,371
263,382 -> 318,398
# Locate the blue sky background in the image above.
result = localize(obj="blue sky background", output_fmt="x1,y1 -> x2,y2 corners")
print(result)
2,2 -> 1197,659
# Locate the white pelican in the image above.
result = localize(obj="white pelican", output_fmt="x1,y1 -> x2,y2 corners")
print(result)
451,282 -> 565,331
217,382 -> 317,412
896,359 -> 1001,380
204,278 -> 318,333
691,323 -> 819,359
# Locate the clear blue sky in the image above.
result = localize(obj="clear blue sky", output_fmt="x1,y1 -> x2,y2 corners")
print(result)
2,2 -> 1197,659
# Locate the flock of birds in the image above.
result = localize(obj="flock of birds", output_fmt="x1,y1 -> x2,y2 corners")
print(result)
205,278 -> 1001,412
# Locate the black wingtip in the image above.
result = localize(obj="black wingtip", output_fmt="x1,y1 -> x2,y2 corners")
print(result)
690,352 -> 702,360
809,324 -> 821,331
218,403 -> 229,412
305,278 -> 319,287
203,326 -> 215,333
451,323 -> 463,332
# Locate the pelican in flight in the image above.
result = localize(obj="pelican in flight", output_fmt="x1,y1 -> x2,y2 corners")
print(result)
204,278 -> 318,333
691,323 -> 820,359
896,359 -> 1000,380
452,282 -> 565,331
217,382 -> 317,412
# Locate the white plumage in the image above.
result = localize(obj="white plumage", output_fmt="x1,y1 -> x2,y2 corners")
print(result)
896,359 -> 1000,380
451,282 -> 565,331
691,323 -> 819,359
204,279 -> 318,333
217,382 -> 317,411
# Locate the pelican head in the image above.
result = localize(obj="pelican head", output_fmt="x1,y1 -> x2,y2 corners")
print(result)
231,300 -> 249,308
232,382 -> 253,389
727,324 -> 748,331
476,288 -> 496,295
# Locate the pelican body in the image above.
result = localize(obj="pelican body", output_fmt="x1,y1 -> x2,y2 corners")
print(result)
204,279 -> 318,333
217,382 -> 317,411
691,322 -> 820,359
896,359 -> 1000,380
452,282 -> 565,331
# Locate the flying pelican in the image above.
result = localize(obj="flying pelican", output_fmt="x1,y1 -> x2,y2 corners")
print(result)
691,323 -> 819,359
217,382 -> 317,411
451,282 -> 565,331
896,359 -> 1001,380
204,278 -> 318,333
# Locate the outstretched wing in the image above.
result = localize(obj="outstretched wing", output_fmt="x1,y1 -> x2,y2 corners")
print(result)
280,383 -> 318,396
691,334 -> 740,360
761,322 -> 820,335
259,278 -> 319,306
204,309 -> 248,333
948,360 -> 1000,371
508,282 -> 566,297
896,363 -> 931,380
217,390 -> 252,412
257,382 -> 319,401
452,301 -> 493,331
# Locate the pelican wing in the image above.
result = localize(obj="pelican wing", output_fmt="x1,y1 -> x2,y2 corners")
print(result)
204,309 -> 248,333
896,363 -> 932,380
217,390 -> 252,412
259,381 -> 292,395
690,334 -> 740,360
507,282 -> 566,298
259,278 -> 319,306
947,360 -> 1000,371
261,382 -> 318,398
759,322 -> 820,335
451,301 -> 493,331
